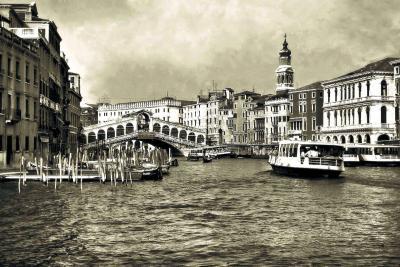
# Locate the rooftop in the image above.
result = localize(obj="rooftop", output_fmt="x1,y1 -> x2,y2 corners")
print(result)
325,57 -> 400,84
293,81 -> 323,91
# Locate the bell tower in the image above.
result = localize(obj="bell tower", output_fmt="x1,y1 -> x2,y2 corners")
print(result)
276,34 -> 294,95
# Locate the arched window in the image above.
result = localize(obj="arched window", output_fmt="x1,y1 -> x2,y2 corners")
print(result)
366,107 -> 370,123
358,108 -> 361,124
381,80 -> 387,96
381,106 -> 387,123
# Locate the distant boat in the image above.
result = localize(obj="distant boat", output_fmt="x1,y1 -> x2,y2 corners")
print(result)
346,144 -> 400,166
202,155 -> 213,163
268,141 -> 345,178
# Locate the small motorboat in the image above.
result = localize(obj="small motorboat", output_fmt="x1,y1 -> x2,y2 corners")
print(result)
203,155 -> 213,163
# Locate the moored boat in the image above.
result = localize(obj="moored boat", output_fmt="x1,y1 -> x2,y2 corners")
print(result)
268,141 -> 345,178
359,144 -> 400,166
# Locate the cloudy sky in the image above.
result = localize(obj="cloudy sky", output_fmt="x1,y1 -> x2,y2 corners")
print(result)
12,0 -> 400,103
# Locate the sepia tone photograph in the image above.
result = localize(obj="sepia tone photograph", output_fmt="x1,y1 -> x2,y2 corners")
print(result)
0,0 -> 400,265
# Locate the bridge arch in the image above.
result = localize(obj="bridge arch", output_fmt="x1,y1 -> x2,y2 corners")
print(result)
107,127 -> 115,139
197,134 -> 205,144
126,123 -> 134,134
162,125 -> 170,135
153,123 -> 161,133
88,132 -> 96,143
171,127 -> 178,137
188,132 -> 196,142
117,125 -> 125,136
98,129 -> 105,140
179,130 -> 187,139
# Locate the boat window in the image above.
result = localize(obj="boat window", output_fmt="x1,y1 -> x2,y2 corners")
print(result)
300,145 -> 344,157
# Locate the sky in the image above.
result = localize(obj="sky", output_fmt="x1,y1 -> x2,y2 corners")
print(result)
8,0 -> 400,103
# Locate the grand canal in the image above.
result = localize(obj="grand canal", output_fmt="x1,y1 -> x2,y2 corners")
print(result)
0,159 -> 399,265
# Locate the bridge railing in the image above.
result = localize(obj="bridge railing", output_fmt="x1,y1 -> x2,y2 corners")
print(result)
84,130 -> 204,149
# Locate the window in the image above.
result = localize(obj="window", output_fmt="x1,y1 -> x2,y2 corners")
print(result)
0,135 -> 3,151
25,136 -> 29,151
7,57 -> 11,76
367,80 -> 370,96
358,82 -> 362,98
34,137 -> 37,150
25,98 -> 29,117
312,117 -> 316,131
15,60 -> 20,80
327,89 -> 330,102
334,88 -> 337,102
289,94 -> 293,100
33,67 -> 37,85
366,107 -> 370,123
381,106 -> 387,123
16,136 -> 20,151
312,92 -> 316,98
381,80 -> 387,96
25,63 -> 30,83
396,67 -> 399,74
312,102 -> 316,112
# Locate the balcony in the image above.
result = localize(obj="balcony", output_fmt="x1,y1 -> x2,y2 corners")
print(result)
321,123 -> 396,133
10,28 -> 41,39
5,109 -> 21,123
324,96 -> 395,108
288,129 -> 302,136
40,94 -> 61,112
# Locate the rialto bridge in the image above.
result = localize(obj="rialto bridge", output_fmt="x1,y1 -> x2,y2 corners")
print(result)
82,110 -> 206,155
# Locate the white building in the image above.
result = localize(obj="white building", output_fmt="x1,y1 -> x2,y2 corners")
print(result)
183,88 -> 234,145
182,97 -> 207,129
321,57 -> 400,144
98,97 -> 195,124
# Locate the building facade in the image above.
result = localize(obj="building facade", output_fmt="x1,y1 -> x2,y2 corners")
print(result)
232,91 -> 261,144
98,97 -> 194,124
0,26 -> 39,167
321,57 -> 399,144
67,72 -> 82,154
390,59 -> 400,139
81,103 -> 98,127
0,2 -> 80,167
288,81 -> 324,141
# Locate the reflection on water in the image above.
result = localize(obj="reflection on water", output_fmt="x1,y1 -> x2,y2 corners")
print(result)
0,159 -> 400,265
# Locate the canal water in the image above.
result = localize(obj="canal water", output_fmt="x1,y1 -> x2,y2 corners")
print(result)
0,159 -> 400,265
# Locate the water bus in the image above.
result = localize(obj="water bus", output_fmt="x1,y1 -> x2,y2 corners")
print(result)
344,144 -> 400,166
268,141 -> 345,178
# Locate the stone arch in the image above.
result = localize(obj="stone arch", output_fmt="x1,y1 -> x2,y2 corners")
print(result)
377,134 -> 390,142
364,134 -> 371,144
171,127 -> 178,137
333,136 -> 338,143
107,127 -> 115,139
340,135 -> 346,144
116,125 -> 124,136
197,134 -> 205,144
126,123 -> 134,134
348,135 -> 354,143
356,134 -> 362,143
188,132 -> 196,142
98,129 -> 105,140
162,125 -> 170,135
326,136 -> 331,143
88,132 -> 96,143
179,130 -> 187,139
153,123 -> 161,133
